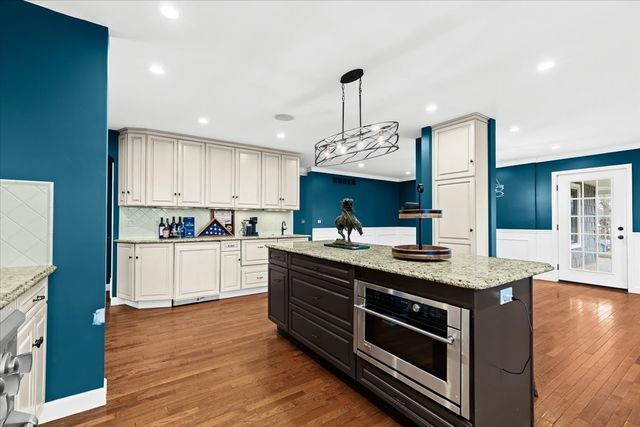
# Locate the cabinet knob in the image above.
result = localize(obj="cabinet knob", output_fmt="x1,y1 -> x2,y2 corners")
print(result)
127,190 -> 131,194
32,295 -> 45,303
178,193 -> 181,196
135,256 -> 139,259
128,256 -> 132,259
174,192 -> 177,196
32,336 -> 44,349
469,228 -> 474,232
470,159 -> 474,164
121,191 -> 125,194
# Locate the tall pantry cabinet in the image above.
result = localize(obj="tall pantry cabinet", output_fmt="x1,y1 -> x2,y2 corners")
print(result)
432,114 -> 489,256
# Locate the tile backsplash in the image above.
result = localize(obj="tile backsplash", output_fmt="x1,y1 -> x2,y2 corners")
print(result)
119,207 -> 293,238
0,179 -> 53,267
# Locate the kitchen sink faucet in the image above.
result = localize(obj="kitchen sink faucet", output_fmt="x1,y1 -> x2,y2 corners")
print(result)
281,221 -> 288,236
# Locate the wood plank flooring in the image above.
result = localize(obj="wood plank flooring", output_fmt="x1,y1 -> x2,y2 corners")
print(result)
44,280 -> 640,426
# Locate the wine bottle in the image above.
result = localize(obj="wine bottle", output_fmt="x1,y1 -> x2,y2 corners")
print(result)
171,217 -> 177,238
178,216 -> 184,238
159,217 -> 165,239
162,221 -> 171,239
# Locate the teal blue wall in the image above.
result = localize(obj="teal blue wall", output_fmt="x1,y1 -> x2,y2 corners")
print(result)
415,127 -> 433,245
496,148 -> 640,231
0,0 -> 108,401
293,172 -> 413,235
108,130 -> 120,296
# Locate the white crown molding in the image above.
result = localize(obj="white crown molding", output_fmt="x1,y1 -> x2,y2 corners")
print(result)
431,112 -> 490,130
39,378 -> 107,423
497,142 -> 640,168
306,166 -> 414,182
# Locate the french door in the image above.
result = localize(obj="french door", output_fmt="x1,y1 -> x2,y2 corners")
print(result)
558,167 -> 629,288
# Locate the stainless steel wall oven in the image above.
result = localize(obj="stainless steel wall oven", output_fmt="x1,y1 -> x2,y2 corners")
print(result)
354,280 -> 470,419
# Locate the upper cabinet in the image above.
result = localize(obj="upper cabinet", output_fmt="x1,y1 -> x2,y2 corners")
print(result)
205,144 -> 235,208
235,148 -> 261,209
118,129 -> 299,210
433,121 -> 476,181
261,153 -> 299,210
146,135 -> 177,206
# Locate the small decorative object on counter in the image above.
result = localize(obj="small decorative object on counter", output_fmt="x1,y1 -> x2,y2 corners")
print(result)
324,198 -> 369,250
198,217 -> 233,237
182,217 -> 195,238
392,183 -> 451,261
158,217 -> 165,238
162,219 -> 171,239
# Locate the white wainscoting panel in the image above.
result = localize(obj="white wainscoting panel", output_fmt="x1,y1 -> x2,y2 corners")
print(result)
497,229 -> 557,281
630,232 -> 640,294
312,227 -> 416,247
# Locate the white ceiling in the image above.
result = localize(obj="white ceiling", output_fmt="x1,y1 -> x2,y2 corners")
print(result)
35,1 -> 640,178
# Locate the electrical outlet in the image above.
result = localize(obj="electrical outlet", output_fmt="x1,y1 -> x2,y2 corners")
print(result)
500,287 -> 513,305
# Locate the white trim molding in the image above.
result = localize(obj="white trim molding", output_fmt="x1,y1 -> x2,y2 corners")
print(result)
497,142 -> 640,168
39,378 -> 107,424
496,229 -> 557,281
312,227 -> 416,247
630,232 -> 640,294
305,166 -> 414,183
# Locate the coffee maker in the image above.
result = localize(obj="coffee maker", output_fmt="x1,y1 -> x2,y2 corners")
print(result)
243,217 -> 259,236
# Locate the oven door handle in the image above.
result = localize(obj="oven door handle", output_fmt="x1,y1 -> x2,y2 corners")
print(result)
354,304 -> 455,345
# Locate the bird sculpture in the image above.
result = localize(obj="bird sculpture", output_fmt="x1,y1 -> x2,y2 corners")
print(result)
335,198 -> 363,244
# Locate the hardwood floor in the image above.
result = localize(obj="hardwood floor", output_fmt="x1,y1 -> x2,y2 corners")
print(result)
44,280 -> 640,426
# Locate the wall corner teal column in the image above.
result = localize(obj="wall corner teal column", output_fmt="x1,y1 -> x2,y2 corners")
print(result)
488,118 -> 497,256
415,126 -> 433,245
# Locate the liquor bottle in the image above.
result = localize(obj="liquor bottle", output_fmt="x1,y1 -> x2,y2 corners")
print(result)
162,221 -> 171,239
170,217 -> 177,238
178,216 -> 184,238
159,217 -> 165,239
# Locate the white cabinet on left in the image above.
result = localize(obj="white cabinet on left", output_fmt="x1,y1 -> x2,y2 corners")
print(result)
116,243 -> 173,304
119,133 -> 146,206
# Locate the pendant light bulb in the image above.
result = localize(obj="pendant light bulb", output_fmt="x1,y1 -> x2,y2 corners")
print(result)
356,135 -> 364,149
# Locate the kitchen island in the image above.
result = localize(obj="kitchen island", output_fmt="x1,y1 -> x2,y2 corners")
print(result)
266,241 -> 553,427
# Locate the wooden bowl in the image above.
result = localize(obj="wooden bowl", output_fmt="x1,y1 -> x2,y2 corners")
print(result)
391,244 -> 451,261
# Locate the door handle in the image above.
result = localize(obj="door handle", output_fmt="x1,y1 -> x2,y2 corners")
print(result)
618,226 -> 624,231
618,235 -> 624,240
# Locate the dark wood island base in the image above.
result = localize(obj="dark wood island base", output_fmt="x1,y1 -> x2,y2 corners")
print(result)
268,246 -> 550,427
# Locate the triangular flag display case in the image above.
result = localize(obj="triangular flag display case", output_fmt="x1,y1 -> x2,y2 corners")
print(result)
197,217 -> 233,237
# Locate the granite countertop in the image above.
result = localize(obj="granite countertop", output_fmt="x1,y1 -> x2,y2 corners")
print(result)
267,241 -> 554,290
115,234 -> 310,244
0,265 -> 57,310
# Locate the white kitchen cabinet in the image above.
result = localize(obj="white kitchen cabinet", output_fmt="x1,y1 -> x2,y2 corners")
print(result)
174,242 -> 220,300
261,154 -> 300,210
261,152 -> 281,209
205,144 -> 235,208
116,243 -> 134,300
220,250 -> 241,292
241,265 -> 268,289
32,304 -> 47,416
125,133 -> 147,206
241,239 -> 276,266
235,148 -> 261,209
178,140 -> 205,207
15,316 -> 34,414
281,155 -> 300,210
118,135 -> 127,205
432,114 -> 489,256
134,243 -> 173,301
146,135 -> 177,206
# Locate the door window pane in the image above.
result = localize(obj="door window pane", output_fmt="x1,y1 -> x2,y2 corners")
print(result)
582,217 -> 597,234
583,234 -> 597,252
597,180 -> 611,197
597,198 -> 611,216
570,182 -> 582,198
571,252 -> 584,268
584,181 -> 597,197
584,253 -> 597,271
570,199 -> 581,216
598,255 -> 612,273
584,199 -> 596,215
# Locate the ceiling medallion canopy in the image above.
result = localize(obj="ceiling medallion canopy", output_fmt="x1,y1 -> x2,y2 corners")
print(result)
315,69 -> 399,167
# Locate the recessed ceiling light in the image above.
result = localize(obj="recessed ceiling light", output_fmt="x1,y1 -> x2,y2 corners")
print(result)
274,114 -> 295,122
509,126 -> 520,133
425,104 -> 438,113
149,64 -> 165,75
537,60 -> 556,72
160,4 -> 179,19
358,163 -> 365,168
197,117 -> 209,125
405,171 -> 411,175
551,145 -> 561,150
276,132 -> 285,139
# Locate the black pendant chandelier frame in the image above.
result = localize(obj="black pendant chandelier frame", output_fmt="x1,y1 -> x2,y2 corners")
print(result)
315,69 -> 399,167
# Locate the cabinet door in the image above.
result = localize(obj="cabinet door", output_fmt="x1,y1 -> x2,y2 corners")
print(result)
241,265 -> 268,289
32,303 -> 47,415
261,153 -> 281,208
281,155 -> 300,210
433,178 -> 475,255
125,133 -> 147,205
268,264 -> 288,330
433,121 -> 475,180
135,244 -> 173,301
146,135 -> 177,206
205,144 -> 235,208
118,135 -> 127,205
116,243 -> 134,300
174,242 -> 220,299
235,148 -> 261,209
15,316 -> 34,414
178,140 -> 205,207
220,251 -> 241,292
241,239 -> 276,266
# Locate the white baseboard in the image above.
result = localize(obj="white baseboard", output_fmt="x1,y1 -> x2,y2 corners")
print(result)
630,232 -> 640,294
110,296 -> 124,306
118,299 -> 172,309
39,378 -> 107,423
220,286 -> 267,299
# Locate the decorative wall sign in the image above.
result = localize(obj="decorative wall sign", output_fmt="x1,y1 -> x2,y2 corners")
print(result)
495,178 -> 505,198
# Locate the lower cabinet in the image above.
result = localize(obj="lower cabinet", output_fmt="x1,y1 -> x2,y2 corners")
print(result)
15,280 -> 48,419
240,265 -> 268,289
267,264 -> 287,329
174,242 -> 220,301
220,250 -> 241,292
135,244 -> 174,301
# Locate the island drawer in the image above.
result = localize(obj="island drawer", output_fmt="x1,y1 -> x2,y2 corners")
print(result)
289,271 -> 352,332
269,249 -> 288,267
357,358 -> 469,427
289,254 -> 352,288
289,305 -> 355,378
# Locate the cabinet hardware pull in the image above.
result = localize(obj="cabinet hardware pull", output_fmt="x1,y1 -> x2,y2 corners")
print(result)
311,333 -> 318,340
178,193 -> 181,196
257,246 -> 264,249
127,190 -> 131,194
256,276 -> 264,280
32,295 -> 45,303
392,396 -> 407,406
311,295 -> 320,301
128,256 -> 132,259
32,337 -> 44,349
469,228 -> 474,232
174,192 -> 177,196
470,159 -> 474,164
135,256 -> 139,259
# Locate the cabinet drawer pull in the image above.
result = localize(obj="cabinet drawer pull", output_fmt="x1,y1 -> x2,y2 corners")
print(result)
256,276 -> 264,280
32,337 -> 44,349
32,295 -> 45,303
311,295 -> 320,301
311,333 -> 318,340
392,395 -> 407,406
257,246 -> 264,249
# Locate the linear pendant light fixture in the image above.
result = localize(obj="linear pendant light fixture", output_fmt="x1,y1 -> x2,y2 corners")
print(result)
315,69 -> 399,166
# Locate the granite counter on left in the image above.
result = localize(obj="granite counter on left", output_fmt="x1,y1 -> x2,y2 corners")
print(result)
0,265 -> 57,309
